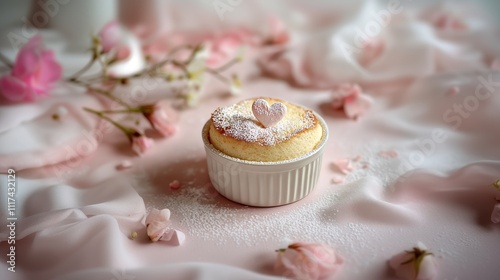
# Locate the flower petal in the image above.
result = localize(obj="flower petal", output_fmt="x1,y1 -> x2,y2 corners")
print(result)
344,92 -> 373,119
0,75 -> 32,102
99,21 -> 121,53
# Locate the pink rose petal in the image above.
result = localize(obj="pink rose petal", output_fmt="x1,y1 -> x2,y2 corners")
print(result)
332,158 -> 353,174
331,83 -> 373,119
379,150 -> 399,159
331,175 -> 345,184
116,160 -> 133,170
448,86 -> 460,95
169,180 -> 181,190
275,242 -> 343,280
146,208 -> 172,242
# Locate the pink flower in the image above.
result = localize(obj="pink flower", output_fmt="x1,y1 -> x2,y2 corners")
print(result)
389,244 -> 437,280
434,13 -> 467,31
275,242 -> 343,280
131,133 -> 154,156
142,100 -> 178,137
145,208 -> 185,245
268,17 -> 289,45
0,35 -> 62,102
206,29 -> 253,68
98,21 -> 132,62
146,208 -> 173,242
331,83 -> 373,119
98,21 -> 122,53
492,203 -> 500,223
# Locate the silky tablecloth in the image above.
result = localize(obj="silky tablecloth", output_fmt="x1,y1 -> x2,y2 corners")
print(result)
1,1 -> 500,279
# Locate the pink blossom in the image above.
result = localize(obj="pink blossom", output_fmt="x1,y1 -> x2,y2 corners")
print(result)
143,100 -> 178,137
434,13 -> 467,31
131,134 -> 154,156
331,83 -> 373,119
146,208 -> 173,242
98,21 -> 132,62
275,242 -> 343,280
268,17 -> 289,45
146,208 -> 185,245
206,29 -> 254,68
389,244 -> 437,280
492,203 -> 500,223
99,21 -> 122,53
0,35 -> 62,102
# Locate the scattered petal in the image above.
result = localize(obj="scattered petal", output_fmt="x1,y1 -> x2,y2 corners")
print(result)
331,83 -> 373,119
448,86 -> 460,95
332,158 -> 353,174
168,230 -> 186,246
116,160 -> 133,170
169,180 -> 181,190
379,150 -> 399,159
331,175 -> 345,184
146,208 -> 172,242
275,242 -> 343,280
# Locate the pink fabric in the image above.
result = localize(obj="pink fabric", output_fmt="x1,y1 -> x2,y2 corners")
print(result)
1,1 -> 500,280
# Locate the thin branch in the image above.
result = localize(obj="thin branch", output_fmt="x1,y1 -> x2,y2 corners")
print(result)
66,56 -> 96,81
213,57 -> 240,73
205,68 -> 229,83
83,107 -> 134,139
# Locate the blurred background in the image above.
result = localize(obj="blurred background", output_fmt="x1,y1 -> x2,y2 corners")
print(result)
1,0 -> 499,52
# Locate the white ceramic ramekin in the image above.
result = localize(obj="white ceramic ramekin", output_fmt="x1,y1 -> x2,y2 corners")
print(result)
202,112 -> 328,207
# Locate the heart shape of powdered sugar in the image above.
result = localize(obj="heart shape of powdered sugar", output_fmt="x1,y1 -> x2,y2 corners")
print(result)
252,99 -> 287,128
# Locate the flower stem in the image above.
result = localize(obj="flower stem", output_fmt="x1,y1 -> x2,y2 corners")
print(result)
99,108 -> 143,114
0,52 -> 13,68
83,107 -> 135,139
67,56 -> 96,81
213,57 -> 240,73
205,67 -> 229,83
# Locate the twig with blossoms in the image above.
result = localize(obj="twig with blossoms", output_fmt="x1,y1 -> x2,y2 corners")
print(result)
0,21 -> 243,156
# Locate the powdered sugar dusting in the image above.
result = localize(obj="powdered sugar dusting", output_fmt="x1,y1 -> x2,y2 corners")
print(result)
211,99 -> 315,146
